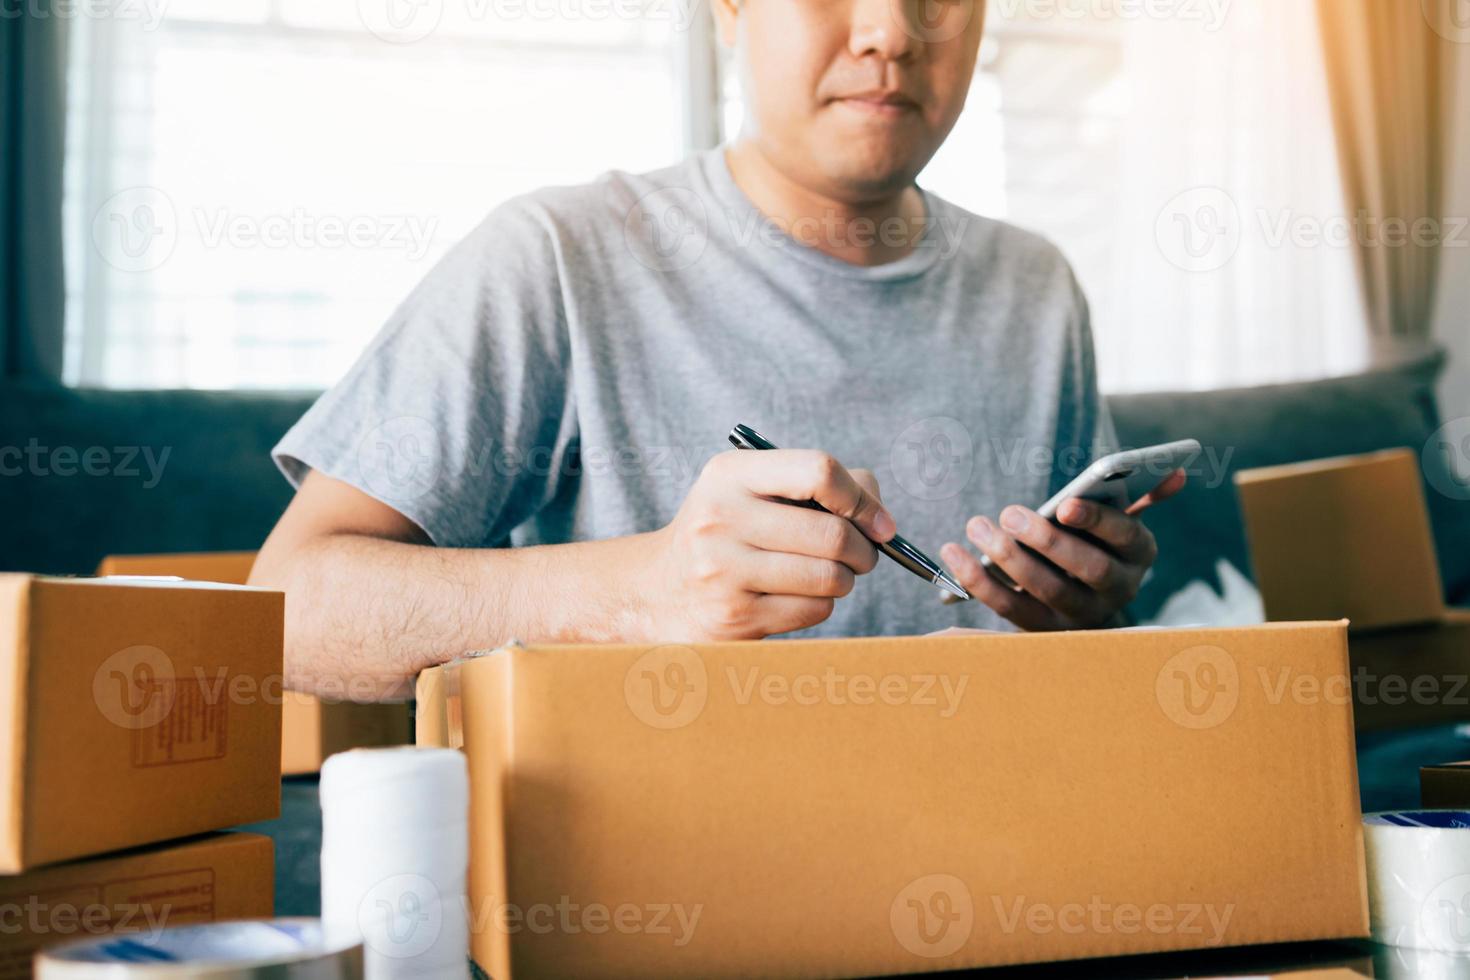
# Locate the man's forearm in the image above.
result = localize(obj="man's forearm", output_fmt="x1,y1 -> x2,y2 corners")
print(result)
250,532 -> 659,700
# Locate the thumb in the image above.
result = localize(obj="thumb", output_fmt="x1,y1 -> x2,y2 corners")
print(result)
849,467 -> 883,502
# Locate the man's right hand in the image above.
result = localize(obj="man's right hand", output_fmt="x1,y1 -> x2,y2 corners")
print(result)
635,449 -> 896,641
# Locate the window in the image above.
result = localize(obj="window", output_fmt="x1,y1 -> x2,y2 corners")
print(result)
65,0 -> 689,388
68,0 -> 1366,393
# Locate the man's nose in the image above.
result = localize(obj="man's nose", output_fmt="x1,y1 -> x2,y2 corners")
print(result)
848,0 -> 922,62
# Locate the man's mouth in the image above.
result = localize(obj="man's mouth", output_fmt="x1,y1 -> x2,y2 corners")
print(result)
832,90 -> 920,118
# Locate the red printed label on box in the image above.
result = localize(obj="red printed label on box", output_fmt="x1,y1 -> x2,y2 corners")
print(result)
102,868 -> 217,928
131,677 -> 229,767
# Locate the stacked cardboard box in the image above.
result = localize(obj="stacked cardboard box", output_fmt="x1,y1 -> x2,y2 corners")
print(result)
0,575 -> 282,972
417,624 -> 1368,978
0,834 -> 273,978
96,552 -> 413,774
1237,449 -> 1470,732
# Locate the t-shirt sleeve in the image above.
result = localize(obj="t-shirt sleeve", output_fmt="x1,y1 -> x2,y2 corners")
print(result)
272,198 -> 575,547
1050,268 -> 1118,498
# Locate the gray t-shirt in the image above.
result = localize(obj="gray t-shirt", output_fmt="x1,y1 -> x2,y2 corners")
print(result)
274,147 -> 1116,638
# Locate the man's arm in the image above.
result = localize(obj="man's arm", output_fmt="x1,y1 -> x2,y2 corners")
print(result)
249,470 -> 664,701
250,452 -> 894,701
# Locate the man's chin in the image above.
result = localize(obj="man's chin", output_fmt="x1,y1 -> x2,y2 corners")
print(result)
816,150 -> 926,200
809,126 -> 933,198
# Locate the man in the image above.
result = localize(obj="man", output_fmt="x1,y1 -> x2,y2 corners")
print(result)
252,0 -> 1184,700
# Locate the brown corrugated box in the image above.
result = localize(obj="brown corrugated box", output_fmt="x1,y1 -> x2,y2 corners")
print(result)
1235,450 -> 1470,731
0,576 -> 282,872
1235,449 -> 1445,631
279,691 -> 412,776
97,553 -> 411,775
1420,760 -> 1470,808
0,832 -> 273,979
417,624 -> 1367,979
1346,609 -> 1470,731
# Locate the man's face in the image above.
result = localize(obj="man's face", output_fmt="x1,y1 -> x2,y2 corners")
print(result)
717,0 -> 986,201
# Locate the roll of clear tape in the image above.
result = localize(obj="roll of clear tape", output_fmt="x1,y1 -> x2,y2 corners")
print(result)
36,919 -> 362,978
320,747 -> 470,980
1365,810 -> 1470,953
1372,942 -> 1470,980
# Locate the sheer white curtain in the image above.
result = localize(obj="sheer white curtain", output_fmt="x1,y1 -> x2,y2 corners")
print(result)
1104,0 -> 1368,392
920,0 -> 1369,393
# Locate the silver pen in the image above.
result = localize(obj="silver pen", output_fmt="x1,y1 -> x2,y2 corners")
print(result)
728,424 -> 971,601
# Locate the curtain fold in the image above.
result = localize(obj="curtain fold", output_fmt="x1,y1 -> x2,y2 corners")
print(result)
1316,0 -> 1446,355
0,9 -> 69,383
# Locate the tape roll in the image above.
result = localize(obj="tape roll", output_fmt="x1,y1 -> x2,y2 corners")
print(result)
1371,942 -> 1470,980
320,747 -> 469,980
1365,810 -> 1470,952
35,918 -> 363,978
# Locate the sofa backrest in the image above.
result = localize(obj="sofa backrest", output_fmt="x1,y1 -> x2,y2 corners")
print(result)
1,383 -> 311,576
4,360 -> 1466,619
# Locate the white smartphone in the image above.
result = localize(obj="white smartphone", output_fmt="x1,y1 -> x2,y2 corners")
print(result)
979,439 -> 1202,593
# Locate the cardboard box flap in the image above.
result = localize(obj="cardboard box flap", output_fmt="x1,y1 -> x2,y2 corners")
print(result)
96,552 -> 257,584
0,576 -> 32,872
84,576 -> 275,592
1234,448 -> 1421,484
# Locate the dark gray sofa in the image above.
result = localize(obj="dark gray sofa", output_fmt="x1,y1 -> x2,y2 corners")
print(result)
5,356 -> 1468,615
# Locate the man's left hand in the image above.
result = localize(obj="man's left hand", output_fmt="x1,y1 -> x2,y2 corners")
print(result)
940,470 -> 1187,631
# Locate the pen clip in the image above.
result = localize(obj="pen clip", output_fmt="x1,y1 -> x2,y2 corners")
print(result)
729,424 -> 774,452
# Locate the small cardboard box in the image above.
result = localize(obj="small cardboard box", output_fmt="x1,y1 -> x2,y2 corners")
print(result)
1236,449 -> 1445,631
280,691 -> 412,776
1347,610 -> 1470,731
96,553 -> 412,775
0,576 -> 283,872
418,625 -> 1367,979
0,832 -> 273,979
1420,761 -> 1470,808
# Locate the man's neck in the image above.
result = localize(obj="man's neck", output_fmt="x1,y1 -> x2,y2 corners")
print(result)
724,140 -> 929,268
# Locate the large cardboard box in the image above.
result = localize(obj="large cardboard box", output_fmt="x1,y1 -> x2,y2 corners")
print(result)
1347,610 -> 1470,731
0,832 -> 273,979
0,576 -> 282,871
418,625 -> 1367,979
1236,449 -> 1445,631
96,553 -> 412,775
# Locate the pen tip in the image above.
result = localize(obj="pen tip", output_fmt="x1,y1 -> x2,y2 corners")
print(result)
937,572 -> 971,601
